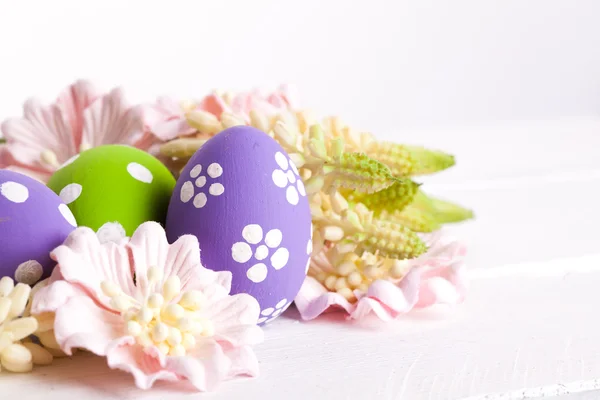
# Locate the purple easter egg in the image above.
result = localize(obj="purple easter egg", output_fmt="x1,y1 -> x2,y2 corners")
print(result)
0,170 -> 77,284
166,126 -> 312,325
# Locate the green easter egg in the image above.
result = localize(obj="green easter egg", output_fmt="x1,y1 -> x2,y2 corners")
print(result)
47,145 -> 176,235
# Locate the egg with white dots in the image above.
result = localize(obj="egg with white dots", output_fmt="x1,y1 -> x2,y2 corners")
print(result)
46,145 -> 176,236
0,170 -> 77,285
166,126 -> 312,325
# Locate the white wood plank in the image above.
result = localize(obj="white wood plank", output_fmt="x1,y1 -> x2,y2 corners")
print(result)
2,258 -> 600,400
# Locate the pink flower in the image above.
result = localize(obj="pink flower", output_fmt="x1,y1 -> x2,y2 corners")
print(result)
294,232 -> 467,321
145,85 -> 294,141
0,80 -> 152,182
31,222 -> 263,391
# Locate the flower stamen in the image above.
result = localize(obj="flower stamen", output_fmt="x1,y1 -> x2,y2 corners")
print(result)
101,267 -> 215,356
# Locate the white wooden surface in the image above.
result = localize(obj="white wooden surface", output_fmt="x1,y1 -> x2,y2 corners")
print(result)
2,119 -> 599,399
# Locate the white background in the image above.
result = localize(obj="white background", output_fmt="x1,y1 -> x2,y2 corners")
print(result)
0,0 -> 599,132
2,2 -> 600,399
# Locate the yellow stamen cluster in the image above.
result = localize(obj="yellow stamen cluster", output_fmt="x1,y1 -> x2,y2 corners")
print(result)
23,280 -> 67,359
0,277 -> 53,372
310,248 -> 410,303
102,267 -> 213,357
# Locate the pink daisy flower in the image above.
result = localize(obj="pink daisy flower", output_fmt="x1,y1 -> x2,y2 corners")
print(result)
0,80 -> 153,182
32,222 -> 263,391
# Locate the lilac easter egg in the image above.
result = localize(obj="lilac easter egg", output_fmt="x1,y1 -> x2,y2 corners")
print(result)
166,126 -> 312,325
0,170 -> 77,285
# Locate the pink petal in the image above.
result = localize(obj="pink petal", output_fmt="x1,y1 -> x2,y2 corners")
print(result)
141,98 -> 195,141
0,162 -> 51,183
294,277 -> 354,320
51,226 -> 135,308
165,339 -> 233,391
223,345 -> 260,379
53,295 -> 123,356
1,99 -> 75,167
56,80 -> 99,147
106,339 -> 180,390
416,260 -> 468,308
203,293 -> 263,346
350,272 -> 420,320
128,222 -> 231,298
150,118 -> 194,141
198,94 -> 230,117
31,280 -> 88,314
154,96 -> 185,117
81,87 -> 143,148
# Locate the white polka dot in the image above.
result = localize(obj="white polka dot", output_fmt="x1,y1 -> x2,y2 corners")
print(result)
257,317 -> 268,324
290,160 -> 299,175
247,263 -> 267,283
307,238 -> 312,255
180,181 -> 194,203
242,224 -> 263,244
265,229 -> 282,248
190,164 -> 202,178
59,204 -> 77,227
276,298 -> 288,309
1,181 -> 29,203
59,183 -> 82,204
286,186 -> 299,205
271,248 -> 289,270
195,176 -> 206,188
305,258 -> 311,274
14,260 -> 43,285
261,308 -> 274,316
232,242 -> 252,263
209,183 -> 224,196
59,154 -> 79,169
207,163 -> 223,178
297,180 -> 306,196
271,308 -> 284,318
272,169 -> 287,188
275,152 -> 289,170
286,170 -> 296,184
193,193 -> 207,208
127,162 -> 153,184
255,245 -> 269,260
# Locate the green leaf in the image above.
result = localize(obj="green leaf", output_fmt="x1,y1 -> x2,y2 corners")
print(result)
367,143 -> 455,176
0,138 -> 5,144
325,152 -> 397,194
404,145 -> 455,175
351,219 -> 427,259
412,190 -> 474,224
346,179 -> 420,215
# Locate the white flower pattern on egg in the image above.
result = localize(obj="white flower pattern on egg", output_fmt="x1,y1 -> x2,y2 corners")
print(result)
179,163 -> 225,209
257,298 -> 292,324
231,224 -> 289,283
271,152 -> 305,206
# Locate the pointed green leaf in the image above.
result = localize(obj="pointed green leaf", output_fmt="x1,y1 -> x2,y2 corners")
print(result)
403,145 -> 455,175
412,190 -> 474,224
